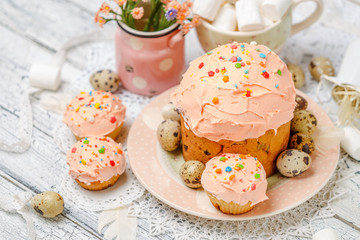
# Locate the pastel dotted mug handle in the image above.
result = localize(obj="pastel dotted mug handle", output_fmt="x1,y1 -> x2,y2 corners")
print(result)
291,0 -> 323,35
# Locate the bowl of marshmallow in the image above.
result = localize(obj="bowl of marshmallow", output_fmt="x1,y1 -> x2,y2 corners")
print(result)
194,0 -> 323,53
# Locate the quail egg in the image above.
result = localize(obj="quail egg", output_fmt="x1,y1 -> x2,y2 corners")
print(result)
287,64 -> 305,88
289,133 -> 315,155
309,57 -> 335,81
295,94 -> 308,111
157,119 -> 181,151
291,110 -> 317,135
179,160 -> 205,188
31,191 -> 64,218
162,102 -> 181,122
276,149 -> 312,177
90,69 -> 121,92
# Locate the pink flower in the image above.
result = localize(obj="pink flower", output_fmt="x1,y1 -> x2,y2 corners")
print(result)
161,0 -> 171,4
167,1 -> 181,10
184,0 -> 192,8
191,15 -> 201,27
100,3 -> 111,15
182,23 -> 192,35
115,0 -> 126,6
131,7 -> 144,19
176,11 -> 187,24
97,16 -> 106,27
94,10 -> 101,23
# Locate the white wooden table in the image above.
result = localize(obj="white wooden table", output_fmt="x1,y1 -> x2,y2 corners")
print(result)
1,0 -> 360,239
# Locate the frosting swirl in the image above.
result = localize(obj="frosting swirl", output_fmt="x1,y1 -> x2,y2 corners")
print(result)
201,153 -> 268,206
63,90 -> 126,138
66,136 -> 126,185
172,42 -> 296,142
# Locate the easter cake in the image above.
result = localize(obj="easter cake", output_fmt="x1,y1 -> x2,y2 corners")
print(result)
172,42 -> 296,177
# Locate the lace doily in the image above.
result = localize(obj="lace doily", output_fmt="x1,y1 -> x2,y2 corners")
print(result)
53,44 -> 151,211
128,153 -> 350,240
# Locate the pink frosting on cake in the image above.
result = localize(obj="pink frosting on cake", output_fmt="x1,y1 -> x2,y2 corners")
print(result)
201,153 -> 268,206
66,136 -> 126,185
172,42 -> 296,142
63,90 -> 126,138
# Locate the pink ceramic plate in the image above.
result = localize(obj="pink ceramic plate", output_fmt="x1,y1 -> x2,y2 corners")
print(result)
128,87 -> 339,220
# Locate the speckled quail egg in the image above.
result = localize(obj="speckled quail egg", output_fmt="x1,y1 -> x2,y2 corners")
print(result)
162,102 -> 181,122
295,94 -> 308,111
309,57 -> 335,81
31,191 -> 64,218
179,160 -> 205,188
291,110 -> 317,135
289,133 -> 315,155
287,64 -> 305,88
157,119 -> 181,151
90,69 -> 121,92
276,149 -> 312,177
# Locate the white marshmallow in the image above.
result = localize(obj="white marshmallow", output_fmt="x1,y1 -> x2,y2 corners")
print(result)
337,38 -> 360,86
29,64 -> 61,91
212,3 -> 237,31
261,0 -> 292,21
235,0 -> 264,32
192,0 -> 222,21
341,126 -> 360,161
313,228 -> 338,240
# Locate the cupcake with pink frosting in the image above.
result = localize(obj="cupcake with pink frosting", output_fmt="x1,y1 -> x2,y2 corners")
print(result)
201,153 -> 268,214
66,136 -> 126,191
63,90 -> 126,140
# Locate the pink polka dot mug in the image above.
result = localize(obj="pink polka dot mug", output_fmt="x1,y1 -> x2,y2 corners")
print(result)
115,22 -> 185,96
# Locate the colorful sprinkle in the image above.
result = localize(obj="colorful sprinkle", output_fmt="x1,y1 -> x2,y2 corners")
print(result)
240,44 -> 245,48
262,71 -> 269,78
254,173 -> 260,179
81,159 -> 86,165
219,157 -> 227,161
251,183 -> 256,190
237,57 -> 242,61
71,147 -> 77,153
98,147 -> 105,154
244,69 -> 249,74
220,67 -> 227,74
95,103 -> 100,109
75,107 -> 80,112
260,61 -> 266,67
229,175 -> 235,180
230,56 -> 237,62
215,68 -> 219,73
83,139 -> 89,144
231,44 -> 237,49
235,63 -> 242,68
225,166 -> 232,172
110,116 -> 116,123
206,52 -> 212,55
212,97 -> 219,104
244,88 -> 252,97
259,53 -> 266,58
222,75 -> 229,83
199,62 -> 204,69
277,69 -> 282,75
275,84 -> 279,88
110,160 -> 115,167
215,168 -> 222,174
208,71 -> 215,77
236,164 -> 244,169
